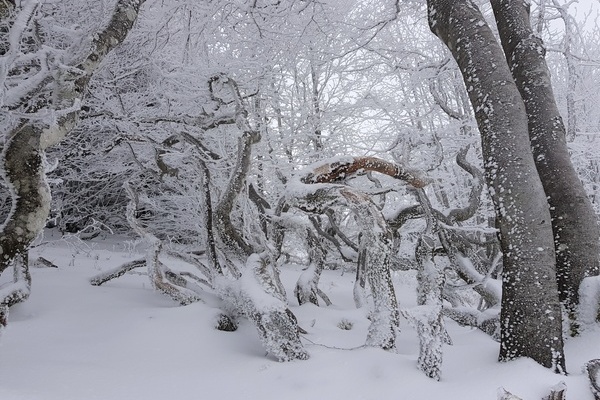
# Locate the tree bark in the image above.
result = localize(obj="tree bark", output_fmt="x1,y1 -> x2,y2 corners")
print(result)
0,0 -> 146,324
427,0 -> 565,372
586,359 -> 600,400
491,0 -> 600,329
0,125 -> 50,275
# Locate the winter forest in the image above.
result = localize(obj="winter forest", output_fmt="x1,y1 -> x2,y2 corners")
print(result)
1,0 -> 600,399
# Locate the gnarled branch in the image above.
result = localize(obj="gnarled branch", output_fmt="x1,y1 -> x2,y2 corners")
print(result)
302,156 -> 429,188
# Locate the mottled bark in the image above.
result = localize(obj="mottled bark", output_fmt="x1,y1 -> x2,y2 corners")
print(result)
0,0 -> 146,323
302,156 -> 429,188
214,131 -> 259,258
341,190 -> 399,350
0,126 -> 50,275
0,254 -> 30,333
43,0 -> 148,149
491,0 -> 600,328
427,0 -> 565,372
586,359 -> 600,400
212,76 -> 261,259
447,146 -> 484,223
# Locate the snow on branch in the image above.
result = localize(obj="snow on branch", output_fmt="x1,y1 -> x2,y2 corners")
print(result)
301,156 -> 430,188
90,258 -> 145,286
447,145 -> 484,223
41,0 -> 147,149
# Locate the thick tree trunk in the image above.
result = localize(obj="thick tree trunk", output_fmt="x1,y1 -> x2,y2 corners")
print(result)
0,126 -> 49,328
0,126 -> 50,275
491,0 -> 600,329
0,0 -> 146,327
427,0 -> 565,372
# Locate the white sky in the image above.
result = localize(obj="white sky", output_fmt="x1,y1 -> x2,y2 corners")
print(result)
571,0 -> 600,29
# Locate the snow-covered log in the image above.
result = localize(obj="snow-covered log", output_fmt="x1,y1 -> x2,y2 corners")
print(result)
90,258 -> 146,286
301,156 -> 429,188
217,254 -> 309,361
442,307 -> 500,341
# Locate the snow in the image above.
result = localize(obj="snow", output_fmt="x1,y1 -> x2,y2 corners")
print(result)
1,233 -> 599,400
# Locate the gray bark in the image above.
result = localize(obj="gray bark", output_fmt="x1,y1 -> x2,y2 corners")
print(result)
586,359 -> 600,400
491,0 -> 600,329
0,0 -> 146,321
427,0 -> 565,372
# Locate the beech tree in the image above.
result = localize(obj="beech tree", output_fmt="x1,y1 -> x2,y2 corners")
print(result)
491,0 -> 600,331
427,0 -> 566,371
0,0 -> 146,330
18,0 -> 597,380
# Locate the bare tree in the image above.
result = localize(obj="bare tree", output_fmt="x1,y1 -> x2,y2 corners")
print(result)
426,0 -> 565,372
0,0 -> 146,332
491,0 -> 600,332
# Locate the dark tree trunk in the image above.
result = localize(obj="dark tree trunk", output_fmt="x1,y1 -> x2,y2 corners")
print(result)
491,0 -> 600,330
426,0 -> 565,372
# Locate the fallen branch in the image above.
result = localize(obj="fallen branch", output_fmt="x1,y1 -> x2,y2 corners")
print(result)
33,257 -> 59,268
497,388 -> 522,400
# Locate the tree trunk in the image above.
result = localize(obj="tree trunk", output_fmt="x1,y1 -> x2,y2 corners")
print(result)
491,0 -> 600,330
216,254 -> 309,361
427,0 -> 565,372
0,0 -> 146,327
0,126 -> 50,275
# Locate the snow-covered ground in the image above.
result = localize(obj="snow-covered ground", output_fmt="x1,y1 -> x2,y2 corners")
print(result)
1,232 -> 598,400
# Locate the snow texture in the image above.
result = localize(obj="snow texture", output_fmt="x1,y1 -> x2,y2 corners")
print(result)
1,234 -> 599,399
